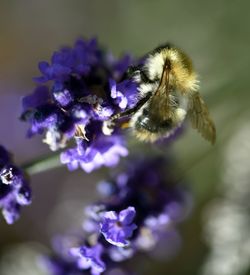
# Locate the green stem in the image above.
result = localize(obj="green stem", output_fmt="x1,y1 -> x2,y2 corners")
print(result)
22,151 -> 63,176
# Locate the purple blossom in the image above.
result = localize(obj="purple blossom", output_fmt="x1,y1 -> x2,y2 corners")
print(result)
109,79 -> 138,110
53,87 -> 73,107
100,207 -> 137,247
110,79 -> 128,110
82,204 -> 106,234
0,145 -> 31,224
95,157 -> 191,254
61,133 -> 128,173
70,244 -> 106,275
42,157 -> 191,275
0,165 -> 23,186
22,85 -> 51,111
21,38 -> 138,172
108,246 -> 134,262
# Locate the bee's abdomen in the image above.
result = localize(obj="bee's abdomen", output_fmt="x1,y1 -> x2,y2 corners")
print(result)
135,110 -> 173,134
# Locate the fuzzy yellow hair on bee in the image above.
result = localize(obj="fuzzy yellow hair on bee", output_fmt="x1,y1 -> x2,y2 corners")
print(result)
145,46 -> 199,94
103,43 -> 216,144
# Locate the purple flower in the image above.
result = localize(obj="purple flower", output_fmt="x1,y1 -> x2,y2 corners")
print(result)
22,85 -> 51,111
108,246 -> 134,262
0,145 -> 31,224
61,133 -> 128,173
110,79 -> 128,110
53,86 -> 73,107
100,207 -> 137,247
41,158 -> 191,274
95,157 -> 192,255
109,79 -> 138,110
34,47 -> 74,83
70,244 -> 106,275
82,204 -> 106,233
0,165 -> 23,186
21,38 -> 138,172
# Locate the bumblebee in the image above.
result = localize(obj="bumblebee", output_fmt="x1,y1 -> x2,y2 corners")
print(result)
103,44 -> 216,144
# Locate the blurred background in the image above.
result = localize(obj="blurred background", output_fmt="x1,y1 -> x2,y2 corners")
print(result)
0,0 -> 250,274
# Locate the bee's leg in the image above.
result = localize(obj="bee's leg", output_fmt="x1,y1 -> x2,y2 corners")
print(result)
102,93 -> 152,135
111,92 -> 152,121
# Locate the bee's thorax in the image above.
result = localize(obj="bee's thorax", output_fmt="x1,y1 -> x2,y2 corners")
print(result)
145,47 -> 199,94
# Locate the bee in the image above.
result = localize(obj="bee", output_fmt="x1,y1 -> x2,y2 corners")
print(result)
103,44 -> 216,144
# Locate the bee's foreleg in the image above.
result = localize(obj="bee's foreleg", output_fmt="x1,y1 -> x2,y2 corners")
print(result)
102,93 -> 152,135
112,93 -> 152,122
102,107 -> 139,136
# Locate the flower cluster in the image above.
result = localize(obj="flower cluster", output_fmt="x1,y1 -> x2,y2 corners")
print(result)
0,145 -> 31,224
14,37 -> 194,274
21,38 -> 138,173
41,157 -> 191,275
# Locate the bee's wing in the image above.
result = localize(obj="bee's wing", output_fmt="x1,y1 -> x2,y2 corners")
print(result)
187,91 -> 216,144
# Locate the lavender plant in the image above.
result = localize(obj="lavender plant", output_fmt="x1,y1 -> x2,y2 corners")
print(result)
0,38 -> 193,274
21,38 -> 137,173
0,145 -> 31,224
41,158 -> 191,275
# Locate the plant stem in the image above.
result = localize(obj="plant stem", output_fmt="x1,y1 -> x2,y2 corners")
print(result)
21,151 -> 63,176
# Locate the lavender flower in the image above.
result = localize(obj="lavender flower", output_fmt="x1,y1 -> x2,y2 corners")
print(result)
70,244 -> 106,275
0,145 -> 31,224
60,131 -> 128,173
41,157 -> 191,274
21,38 -> 138,173
100,207 -> 137,247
